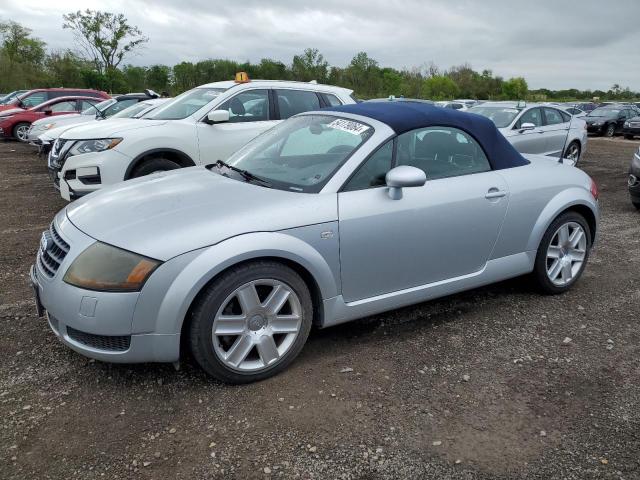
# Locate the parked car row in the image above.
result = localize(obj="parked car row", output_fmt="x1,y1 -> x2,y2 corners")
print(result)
30,96 -> 600,383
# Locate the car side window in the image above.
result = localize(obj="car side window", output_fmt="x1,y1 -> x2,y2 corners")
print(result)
321,93 -> 343,107
21,92 -> 47,107
218,90 -> 270,123
544,108 -> 565,125
48,100 -> 78,112
275,89 -> 321,119
342,140 -> 393,191
396,126 -> 491,180
517,108 -> 543,128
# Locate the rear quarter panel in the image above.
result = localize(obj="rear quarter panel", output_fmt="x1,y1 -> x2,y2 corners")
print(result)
492,159 -> 597,259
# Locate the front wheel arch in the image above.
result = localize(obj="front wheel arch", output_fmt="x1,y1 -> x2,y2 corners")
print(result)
124,148 -> 196,179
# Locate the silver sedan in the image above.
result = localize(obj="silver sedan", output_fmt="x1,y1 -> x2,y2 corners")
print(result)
31,101 -> 599,383
469,102 -> 588,164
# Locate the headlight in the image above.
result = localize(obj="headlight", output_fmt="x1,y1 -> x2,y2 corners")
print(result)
625,121 -> 630,127
63,242 -> 160,292
68,138 -> 122,156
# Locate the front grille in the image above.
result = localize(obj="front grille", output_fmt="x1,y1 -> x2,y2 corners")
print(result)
37,222 -> 70,278
49,139 -> 72,169
66,327 -> 131,352
630,122 -> 640,128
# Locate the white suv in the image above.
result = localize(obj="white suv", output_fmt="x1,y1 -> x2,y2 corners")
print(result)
49,79 -> 354,200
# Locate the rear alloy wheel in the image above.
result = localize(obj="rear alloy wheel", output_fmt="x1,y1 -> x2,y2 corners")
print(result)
130,157 -> 181,178
13,122 -> 30,142
604,123 -> 616,137
533,212 -> 591,294
189,261 -> 313,383
563,141 -> 581,164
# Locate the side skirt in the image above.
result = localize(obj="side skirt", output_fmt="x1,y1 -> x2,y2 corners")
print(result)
320,251 -> 535,328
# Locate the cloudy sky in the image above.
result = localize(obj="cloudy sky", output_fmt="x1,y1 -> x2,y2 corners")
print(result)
1,0 -> 639,91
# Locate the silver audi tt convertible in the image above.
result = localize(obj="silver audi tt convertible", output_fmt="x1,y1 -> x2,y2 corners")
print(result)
31,102 -> 599,383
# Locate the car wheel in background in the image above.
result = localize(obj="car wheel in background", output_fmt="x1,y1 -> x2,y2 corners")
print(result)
12,122 -> 30,142
533,211 -> 591,294
189,261 -> 313,383
604,124 -> 616,138
130,157 -> 181,177
632,201 -> 640,210
563,141 -> 581,164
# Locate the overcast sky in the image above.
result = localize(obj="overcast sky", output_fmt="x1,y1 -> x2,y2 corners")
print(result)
1,0 -> 639,91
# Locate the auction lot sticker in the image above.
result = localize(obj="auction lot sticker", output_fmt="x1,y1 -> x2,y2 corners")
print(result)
327,119 -> 370,135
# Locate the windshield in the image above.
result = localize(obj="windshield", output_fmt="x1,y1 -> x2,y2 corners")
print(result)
225,114 -> 373,193
146,87 -> 227,120
468,106 -> 520,128
81,99 -> 114,115
587,107 -> 619,117
110,102 -> 154,119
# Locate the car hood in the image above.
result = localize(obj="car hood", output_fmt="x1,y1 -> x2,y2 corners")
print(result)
32,112 -> 82,126
65,167 -> 337,260
585,115 -> 613,122
60,118 -> 168,140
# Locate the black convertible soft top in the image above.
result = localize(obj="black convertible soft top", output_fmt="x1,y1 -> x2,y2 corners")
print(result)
324,101 -> 530,170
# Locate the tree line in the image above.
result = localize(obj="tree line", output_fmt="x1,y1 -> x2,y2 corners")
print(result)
0,12 -> 637,102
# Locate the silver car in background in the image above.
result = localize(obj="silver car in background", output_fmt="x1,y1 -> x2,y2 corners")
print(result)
469,102 -> 587,163
30,102 -> 599,384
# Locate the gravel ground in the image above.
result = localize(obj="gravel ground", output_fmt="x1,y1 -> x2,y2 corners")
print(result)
1,138 -> 639,480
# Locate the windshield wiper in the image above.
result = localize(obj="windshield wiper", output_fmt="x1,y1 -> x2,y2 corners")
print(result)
208,160 -> 272,188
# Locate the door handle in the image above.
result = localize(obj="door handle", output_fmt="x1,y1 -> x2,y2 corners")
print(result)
485,188 -> 507,199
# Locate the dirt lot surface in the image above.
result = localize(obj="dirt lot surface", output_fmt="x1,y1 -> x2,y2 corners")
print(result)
1,138 -> 639,479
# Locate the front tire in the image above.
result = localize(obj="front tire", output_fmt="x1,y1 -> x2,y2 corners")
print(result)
604,123 -> 616,137
189,261 -> 313,383
13,122 -> 30,142
130,157 -> 181,178
533,212 -> 591,294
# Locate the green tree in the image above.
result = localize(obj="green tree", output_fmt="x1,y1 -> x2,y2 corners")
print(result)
46,50 -> 86,87
63,9 -> 147,75
122,65 -> 147,91
0,21 -> 46,67
501,77 -> 528,100
146,64 -> 170,93
423,75 -> 459,100
291,48 -> 328,83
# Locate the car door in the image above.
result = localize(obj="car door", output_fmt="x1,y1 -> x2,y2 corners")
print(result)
507,107 -> 546,154
195,88 -> 278,163
47,100 -> 81,115
617,110 -> 632,132
540,107 -> 570,157
337,126 -> 509,302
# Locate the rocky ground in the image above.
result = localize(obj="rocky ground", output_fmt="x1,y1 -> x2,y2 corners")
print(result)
1,138 -> 639,479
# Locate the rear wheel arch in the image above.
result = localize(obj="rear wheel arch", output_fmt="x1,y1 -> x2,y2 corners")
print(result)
125,148 -> 196,179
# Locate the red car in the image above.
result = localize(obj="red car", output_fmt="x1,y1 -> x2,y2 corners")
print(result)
0,96 -> 104,141
0,88 -> 110,113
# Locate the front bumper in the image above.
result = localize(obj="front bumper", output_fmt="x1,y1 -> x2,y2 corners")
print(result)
586,124 -> 605,134
30,213 -> 181,363
54,148 -> 131,201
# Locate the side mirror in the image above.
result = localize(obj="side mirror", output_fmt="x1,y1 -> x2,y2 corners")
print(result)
385,165 -> 426,200
207,110 -> 230,124
519,122 -> 535,132
43,109 -> 53,116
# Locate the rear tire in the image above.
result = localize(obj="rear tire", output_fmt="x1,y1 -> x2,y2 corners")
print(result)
189,261 -> 313,384
563,141 -> 581,164
532,212 -> 591,295
12,122 -> 30,142
130,157 -> 181,178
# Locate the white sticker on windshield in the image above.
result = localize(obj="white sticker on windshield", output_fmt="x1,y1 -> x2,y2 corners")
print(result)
327,119 -> 370,135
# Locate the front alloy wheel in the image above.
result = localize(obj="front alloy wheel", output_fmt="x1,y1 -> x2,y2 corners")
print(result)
189,261 -> 313,383
605,124 -> 615,137
13,122 -> 30,142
